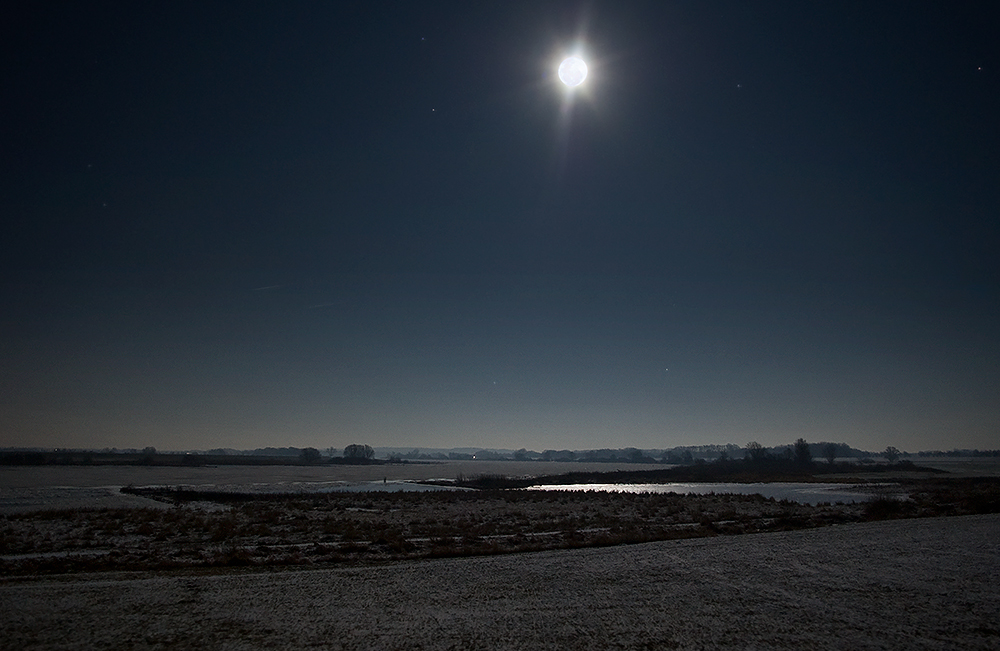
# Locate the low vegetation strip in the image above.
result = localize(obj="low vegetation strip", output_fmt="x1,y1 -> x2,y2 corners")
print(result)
1,476 -> 997,576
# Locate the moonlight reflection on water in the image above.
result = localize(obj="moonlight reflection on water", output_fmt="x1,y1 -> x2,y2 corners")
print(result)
532,482 -> 878,505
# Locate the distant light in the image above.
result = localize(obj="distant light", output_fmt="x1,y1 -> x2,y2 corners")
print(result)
558,57 -> 588,87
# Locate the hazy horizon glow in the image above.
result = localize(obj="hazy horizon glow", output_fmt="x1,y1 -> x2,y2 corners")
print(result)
3,275 -> 995,453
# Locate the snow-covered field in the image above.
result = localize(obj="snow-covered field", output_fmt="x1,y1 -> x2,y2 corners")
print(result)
3,514 -> 997,650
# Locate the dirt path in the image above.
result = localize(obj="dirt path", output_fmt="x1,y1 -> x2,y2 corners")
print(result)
2,513 -> 997,650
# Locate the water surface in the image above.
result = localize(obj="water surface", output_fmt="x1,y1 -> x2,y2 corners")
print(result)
531,482 -> 877,505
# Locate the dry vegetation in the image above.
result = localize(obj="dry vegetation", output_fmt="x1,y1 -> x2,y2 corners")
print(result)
2,476 -> 997,576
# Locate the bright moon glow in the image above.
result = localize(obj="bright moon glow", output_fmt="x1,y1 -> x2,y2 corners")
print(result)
558,57 -> 588,87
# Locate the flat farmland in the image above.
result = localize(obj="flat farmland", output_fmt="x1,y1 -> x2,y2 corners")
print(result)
2,514 -> 998,650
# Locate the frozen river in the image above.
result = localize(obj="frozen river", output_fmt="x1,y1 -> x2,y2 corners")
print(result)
0,461 -> 647,512
1,457 -> 978,512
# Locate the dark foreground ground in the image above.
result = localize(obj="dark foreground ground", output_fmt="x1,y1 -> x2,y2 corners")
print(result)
2,514 -> 998,650
2,476 -> 997,575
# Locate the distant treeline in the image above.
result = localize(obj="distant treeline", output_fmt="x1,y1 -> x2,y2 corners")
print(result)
0,451 -> 293,466
5,444 -> 996,468
915,450 -> 1000,457
0,450 -> 384,467
387,442 -> 869,464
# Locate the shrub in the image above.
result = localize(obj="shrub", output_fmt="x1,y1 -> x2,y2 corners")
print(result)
864,496 -> 903,519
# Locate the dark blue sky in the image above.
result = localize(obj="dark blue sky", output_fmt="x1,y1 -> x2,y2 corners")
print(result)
2,1 -> 998,452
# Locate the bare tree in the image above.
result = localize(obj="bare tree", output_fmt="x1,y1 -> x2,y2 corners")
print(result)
883,446 -> 900,463
299,447 -> 321,463
794,438 -> 812,465
745,441 -> 767,463
344,444 -> 375,460
823,443 -> 838,465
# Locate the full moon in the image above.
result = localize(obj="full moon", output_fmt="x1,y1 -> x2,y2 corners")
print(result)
558,57 -> 588,87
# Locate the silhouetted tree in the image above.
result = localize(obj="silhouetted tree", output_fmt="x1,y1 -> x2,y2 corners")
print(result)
794,438 -> 812,465
299,447 -> 321,463
745,441 -> 767,463
344,444 -> 375,460
883,446 -> 900,463
823,443 -> 838,465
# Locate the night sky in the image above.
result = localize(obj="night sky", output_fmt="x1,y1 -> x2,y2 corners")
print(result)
3,1 -> 998,453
